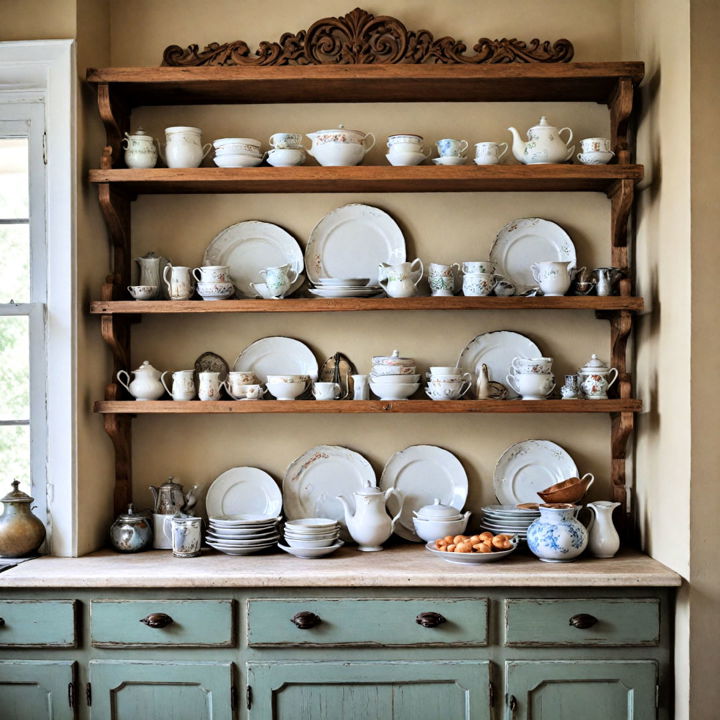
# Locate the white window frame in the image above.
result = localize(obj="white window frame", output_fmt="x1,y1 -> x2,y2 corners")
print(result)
0,41 -> 76,557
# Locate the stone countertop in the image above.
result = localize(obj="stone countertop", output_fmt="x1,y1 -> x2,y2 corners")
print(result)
0,546 -> 681,588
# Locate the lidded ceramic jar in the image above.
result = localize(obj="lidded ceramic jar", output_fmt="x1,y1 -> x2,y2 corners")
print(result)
413,498 -> 464,522
578,354 -> 619,399
306,123 -> 376,166
109,504 -> 153,553
0,480 -> 46,558
122,128 -> 158,169
412,498 -> 470,543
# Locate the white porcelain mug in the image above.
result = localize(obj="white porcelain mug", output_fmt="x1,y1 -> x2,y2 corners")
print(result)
163,265 -> 194,300
160,369 -> 196,401
198,371 -> 223,401
312,382 -> 341,401
193,265 -> 230,284
473,141 -> 509,165
162,126 -> 212,168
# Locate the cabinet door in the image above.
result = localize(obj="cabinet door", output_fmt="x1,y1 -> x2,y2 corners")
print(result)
0,660 -> 76,720
505,660 -> 657,720
248,660 -> 490,720
89,660 -> 233,720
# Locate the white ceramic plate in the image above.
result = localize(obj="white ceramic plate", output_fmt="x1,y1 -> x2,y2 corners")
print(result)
490,217 -> 576,294
233,336 -> 318,383
308,287 -> 383,298
306,204 -> 406,285
457,330 -> 541,397
206,527 -> 280,539
207,542 -> 277,556
380,445 -> 469,542
424,537 -> 518,564
204,220 -> 305,298
278,541 -> 344,558
205,535 -> 280,547
481,505 -> 540,515
205,467 -> 282,519
283,445 -> 376,541
315,278 -> 370,286
493,440 -> 578,506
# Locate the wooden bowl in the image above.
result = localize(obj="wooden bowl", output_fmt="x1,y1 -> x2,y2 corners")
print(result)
537,474 -> 594,504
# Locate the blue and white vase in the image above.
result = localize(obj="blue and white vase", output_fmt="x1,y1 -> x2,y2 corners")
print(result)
527,505 -> 588,563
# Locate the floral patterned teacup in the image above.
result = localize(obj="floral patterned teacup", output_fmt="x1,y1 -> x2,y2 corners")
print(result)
436,138 -> 468,157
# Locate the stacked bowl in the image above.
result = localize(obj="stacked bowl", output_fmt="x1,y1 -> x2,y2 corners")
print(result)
506,356 -> 556,400
279,518 -> 344,558
308,277 -> 381,299
369,350 -> 420,400
206,514 -> 281,555
478,505 -> 540,540
212,137 -> 263,168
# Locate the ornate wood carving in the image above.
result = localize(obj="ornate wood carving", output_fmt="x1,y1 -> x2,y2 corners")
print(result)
162,8 -> 573,66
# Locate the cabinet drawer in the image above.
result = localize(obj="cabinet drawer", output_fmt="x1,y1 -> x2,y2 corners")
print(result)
247,598 -> 487,647
0,600 -> 77,647
505,598 -> 660,647
91,599 -> 234,648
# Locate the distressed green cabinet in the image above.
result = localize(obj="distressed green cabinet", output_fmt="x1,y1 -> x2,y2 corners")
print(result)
505,660 -> 657,720
0,659 -> 76,720
247,660 -> 491,720
88,660 -> 234,720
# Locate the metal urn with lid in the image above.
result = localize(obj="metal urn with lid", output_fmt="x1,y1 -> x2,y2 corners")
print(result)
0,480 -> 46,558
110,504 -> 153,553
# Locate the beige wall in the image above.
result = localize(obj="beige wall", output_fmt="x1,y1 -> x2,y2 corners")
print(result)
0,0 -> 76,40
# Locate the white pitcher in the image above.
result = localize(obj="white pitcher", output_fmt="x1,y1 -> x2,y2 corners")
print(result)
161,369 -> 196,401
587,501 -> 621,558
530,261 -> 578,296
336,486 -> 403,552
163,265 -> 194,300
378,259 -> 424,298
198,371 -> 223,401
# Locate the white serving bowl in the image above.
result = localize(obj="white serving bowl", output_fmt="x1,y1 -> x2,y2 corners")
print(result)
371,364 -> 417,377
311,142 -> 366,167
412,516 -> 470,543
197,281 -> 235,300
577,150 -> 614,165
386,151 -> 426,167
285,536 -> 339,549
214,153 -> 263,168
370,381 -> 419,401
370,373 -> 421,385
266,148 -> 306,167
266,381 -> 307,401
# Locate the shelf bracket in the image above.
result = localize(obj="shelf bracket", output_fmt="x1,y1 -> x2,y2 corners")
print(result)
609,178 -> 634,296
611,410 -> 634,536
97,82 -> 129,169
609,77 -> 634,164
102,384 -> 133,515
98,183 -> 132,288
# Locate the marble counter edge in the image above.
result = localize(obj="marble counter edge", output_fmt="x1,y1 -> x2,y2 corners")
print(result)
0,548 -> 682,589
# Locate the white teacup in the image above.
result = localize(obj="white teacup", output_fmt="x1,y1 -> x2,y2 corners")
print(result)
387,134 -> 424,152
260,265 -> 298,299
193,265 -> 230,283
463,272 -> 495,297
269,132 -> 304,149
428,366 -> 461,375
266,148 -> 306,167
580,137 -> 612,153
243,384 -> 264,400
127,285 -> 158,300
425,378 -> 471,400
506,371 -> 555,400
312,382 -> 342,401
462,261 -> 495,275
473,141 -> 509,165
267,377 -> 311,401
512,356 -> 553,375
436,138 -> 468,157
228,370 -> 257,386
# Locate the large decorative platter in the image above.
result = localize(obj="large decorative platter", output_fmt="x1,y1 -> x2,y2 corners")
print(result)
493,440 -> 578,505
490,217 -> 576,294
305,204 -> 406,285
203,220 -> 304,298
283,445 -> 376,541
457,330 -> 541,397
379,445 -> 468,542
233,336 -> 318,383
205,467 -> 282,518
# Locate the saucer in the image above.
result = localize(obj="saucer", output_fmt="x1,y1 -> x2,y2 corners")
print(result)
433,156 -> 466,166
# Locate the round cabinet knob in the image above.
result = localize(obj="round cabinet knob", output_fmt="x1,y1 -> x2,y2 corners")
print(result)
569,613 -> 598,629
139,612 -> 174,629
290,611 -> 321,629
415,611 -> 446,628
0,618 -> 5,627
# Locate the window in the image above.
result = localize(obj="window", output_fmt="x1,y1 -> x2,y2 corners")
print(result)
0,105 -> 47,521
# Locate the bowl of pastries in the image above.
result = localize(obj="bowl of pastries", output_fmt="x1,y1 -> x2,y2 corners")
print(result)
424,532 -> 518,564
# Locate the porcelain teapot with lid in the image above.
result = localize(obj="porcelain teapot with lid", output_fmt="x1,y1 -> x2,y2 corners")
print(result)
578,354 -> 619,399
336,483 -> 403,552
117,360 -> 165,401
378,259 -> 424,298
508,116 -> 575,165
306,123 -> 376,166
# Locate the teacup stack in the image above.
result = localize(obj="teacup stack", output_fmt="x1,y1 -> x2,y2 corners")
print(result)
506,356 -> 556,400
266,132 -> 306,167
577,137 -> 614,165
369,350 -> 420,401
385,134 -> 429,166
279,518 -> 343,558
193,265 -> 235,300
205,514 -> 281,555
225,371 -> 264,401
425,366 -> 472,401
212,137 -> 263,168
462,261 -> 497,297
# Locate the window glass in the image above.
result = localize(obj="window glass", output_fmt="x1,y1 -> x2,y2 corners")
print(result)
0,315 -> 29,421
0,223 -> 29,303
0,425 -> 30,494
0,138 -> 29,219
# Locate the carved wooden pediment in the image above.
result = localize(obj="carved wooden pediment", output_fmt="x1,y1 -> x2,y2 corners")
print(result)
162,7 -> 573,66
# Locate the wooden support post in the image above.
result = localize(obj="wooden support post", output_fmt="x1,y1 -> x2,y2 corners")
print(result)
609,77 -> 634,164
97,82 -> 130,169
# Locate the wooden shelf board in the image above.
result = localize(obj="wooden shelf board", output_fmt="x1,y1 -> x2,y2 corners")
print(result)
90,296 -> 644,314
86,62 -> 645,105
88,165 -> 643,195
94,399 -> 641,415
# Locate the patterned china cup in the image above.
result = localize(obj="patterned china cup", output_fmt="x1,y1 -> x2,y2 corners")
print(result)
462,261 -> 495,275
511,356 -> 554,375
473,141 -> 509,165
505,371 -> 555,400
462,272 -> 496,297
387,134 -> 424,152
312,382 -> 342,401
436,138 -> 468,157
580,137 -> 612,153
127,285 -> 158,300
259,265 -> 299,299
269,132 -> 305,149
193,265 -> 230,283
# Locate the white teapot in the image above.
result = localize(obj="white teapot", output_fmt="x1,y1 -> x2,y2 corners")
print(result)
378,259 -> 424,298
306,124 -> 375,167
122,128 -> 158,169
578,354 -> 619,399
117,361 -> 165,401
508,116 -> 574,165
336,485 -> 403,552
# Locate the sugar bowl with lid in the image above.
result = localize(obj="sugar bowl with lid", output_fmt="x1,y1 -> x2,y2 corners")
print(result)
578,354 -> 619,399
122,128 -> 158,169
412,498 -> 470,543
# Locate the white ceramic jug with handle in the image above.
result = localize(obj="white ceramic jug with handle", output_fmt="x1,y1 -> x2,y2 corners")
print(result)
587,501 -> 621,558
336,486 -> 403,551
378,259 -> 424,298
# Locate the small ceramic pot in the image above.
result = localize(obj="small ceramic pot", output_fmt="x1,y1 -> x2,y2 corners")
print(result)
162,126 -> 212,168
527,505 -> 588,562
122,128 -> 158,169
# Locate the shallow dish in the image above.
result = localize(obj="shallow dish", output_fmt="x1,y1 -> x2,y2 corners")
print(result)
369,382 -> 419,401
433,156 -> 466,166
369,373 -> 421,385
213,154 -> 263,168
207,541 -> 277,556
424,537 -> 518,564
315,277 -> 370,287
278,541 -> 344,559
285,536 -> 339,549
209,514 -> 281,525
284,518 -> 339,531
205,535 -> 280,547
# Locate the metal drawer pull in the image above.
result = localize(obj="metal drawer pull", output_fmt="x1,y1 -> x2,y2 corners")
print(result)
139,612 -> 174,629
0,617 -> 5,627
569,613 -> 598,629
508,694 -> 518,718
416,611 -> 446,628
290,611 -> 321,629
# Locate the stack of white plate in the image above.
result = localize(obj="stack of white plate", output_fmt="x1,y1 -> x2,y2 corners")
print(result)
206,514 -> 281,555
309,277 -> 382,298
278,518 -> 344,558
478,505 -> 540,540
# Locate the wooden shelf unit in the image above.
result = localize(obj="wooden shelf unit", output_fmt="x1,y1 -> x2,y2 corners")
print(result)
88,54 -> 644,522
